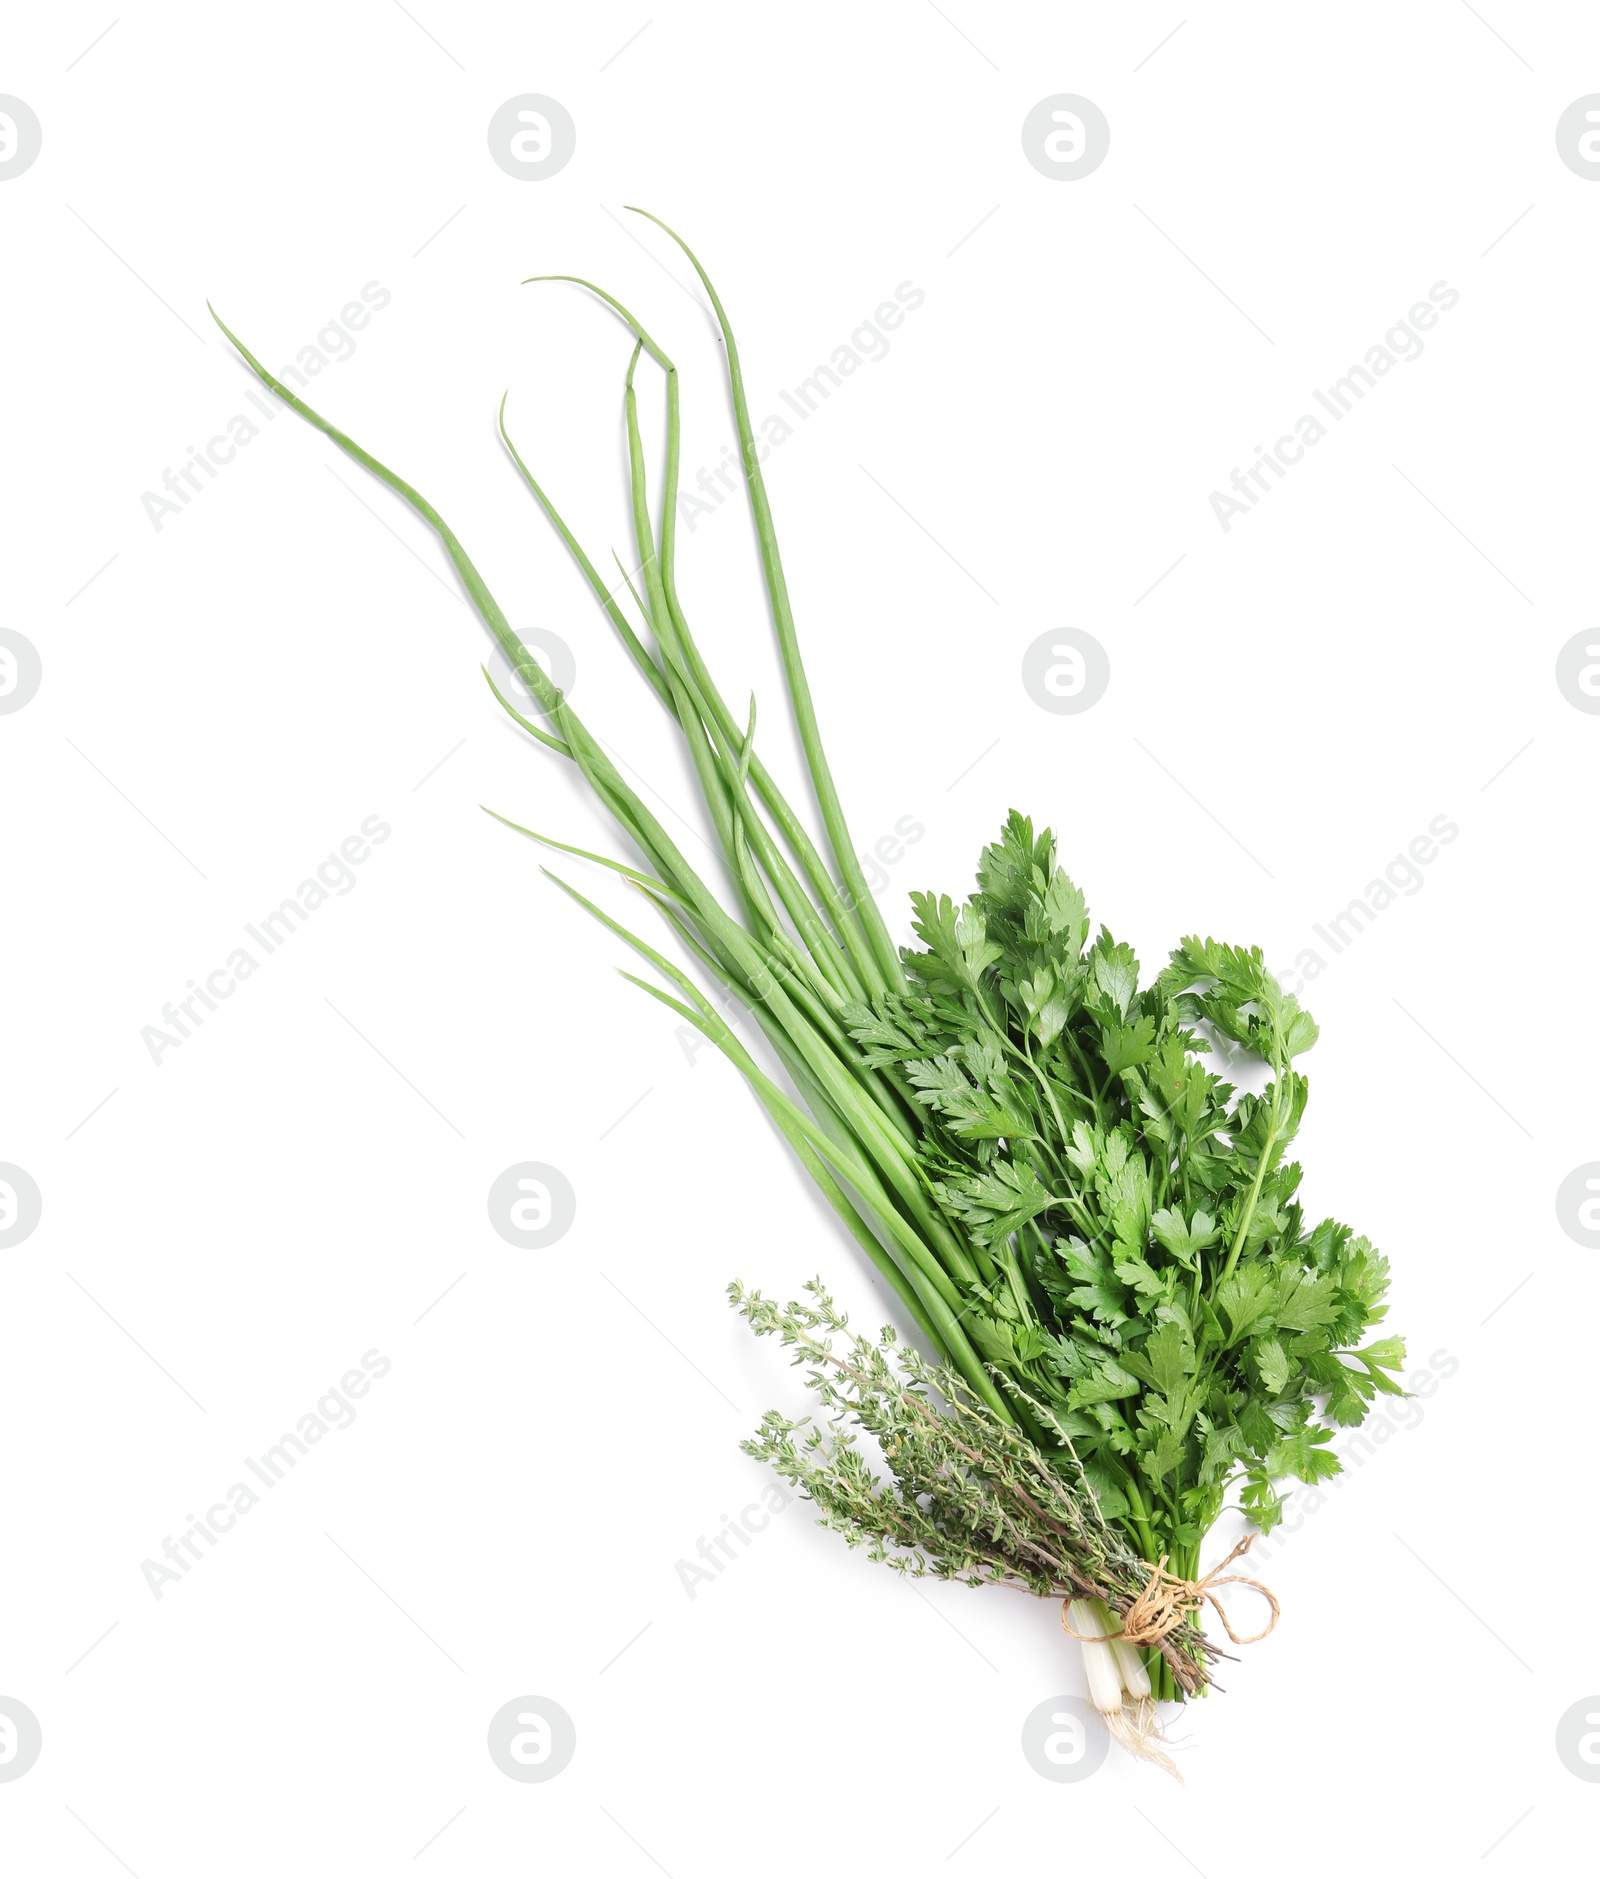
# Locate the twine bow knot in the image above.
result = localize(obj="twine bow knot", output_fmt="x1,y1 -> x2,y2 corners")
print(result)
1062,1534 -> 1280,1649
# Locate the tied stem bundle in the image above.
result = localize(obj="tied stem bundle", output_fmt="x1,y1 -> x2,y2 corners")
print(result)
1059,1535 -> 1277,1776
1061,1533 -> 1280,1651
212,211 -> 1405,1764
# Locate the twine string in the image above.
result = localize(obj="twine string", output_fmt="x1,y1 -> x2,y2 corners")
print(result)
1061,1534 -> 1280,1649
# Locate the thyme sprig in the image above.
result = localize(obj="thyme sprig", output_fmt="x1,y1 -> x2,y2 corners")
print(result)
731,1279 -> 1218,1695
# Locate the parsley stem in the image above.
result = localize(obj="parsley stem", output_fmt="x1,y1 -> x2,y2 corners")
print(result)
1219,1078 -> 1284,1286
1122,1475 -> 1159,1565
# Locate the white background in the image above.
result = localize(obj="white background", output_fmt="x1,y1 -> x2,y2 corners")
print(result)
3,2 -> 1597,1871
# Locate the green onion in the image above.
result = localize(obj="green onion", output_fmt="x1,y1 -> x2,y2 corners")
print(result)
207,217 -> 1011,1421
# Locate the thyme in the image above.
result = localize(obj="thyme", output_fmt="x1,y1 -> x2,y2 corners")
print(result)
730,1279 -> 1217,1696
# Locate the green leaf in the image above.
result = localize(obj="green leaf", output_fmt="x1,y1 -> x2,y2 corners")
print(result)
1351,1336 -> 1407,1394
1142,1033 -> 1212,1140
1199,1424 -> 1244,1484
1280,1000 -> 1320,1058
1064,1119 -> 1098,1177
954,903 -> 1003,981
1092,940 -> 1140,1020
1100,1013 -> 1156,1077
939,1158 -> 1053,1244
1139,1427 -> 1186,1486
1098,1140 -> 1152,1248
1252,1336 -> 1291,1394
907,891 -> 965,979
1043,870 -> 1089,950
1140,1320 -> 1195,1395
1006,952 -> 1079,1051
1217,1265 -> 1275,1343
1150,1205 -> 1219,1269
1267,1422 -> 1341,1484
975,810 -> 1044,915
843,1000 -> 934,1068
1112,1252 -> 1165,1298
905,1052 -> 1031,1140
966,1315 -> 1021,1367
906,892 -> 1001,991
1239,1398 -> 1277,1455
1274,1269 -> 1341,1332
1082,1460 -> 1131,1521
1240,1475 -> 1285,1536
1067,1358 -> 1141,1409
1013,1323 -> 1051,1362
1062,1238 -> 1128,1328
1323,1363 -> 1377,1425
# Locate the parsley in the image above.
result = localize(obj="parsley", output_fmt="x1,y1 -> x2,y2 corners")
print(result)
841,811 -> 1403,1694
